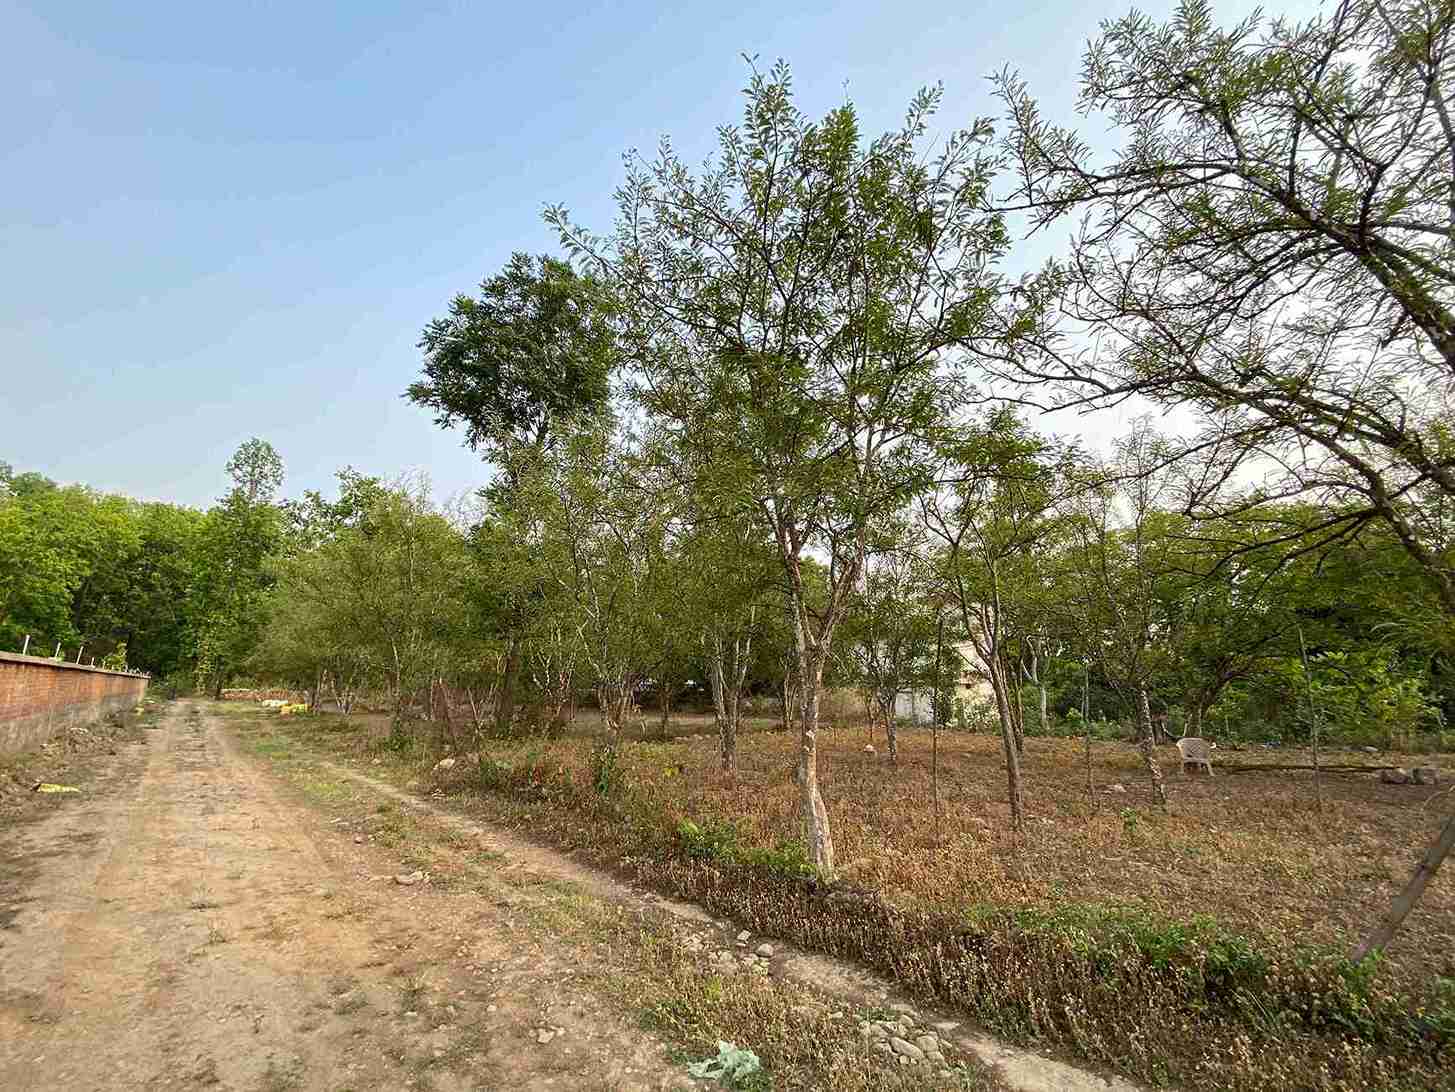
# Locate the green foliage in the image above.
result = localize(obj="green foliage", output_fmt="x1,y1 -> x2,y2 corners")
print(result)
677,818 -> 815,880
409,252 -> 614,457
677,818 -> 739,861
99,642 -> 128,671
1118,807 -> 1141,840
590,740 -> 623,797
254,473 -> 476,716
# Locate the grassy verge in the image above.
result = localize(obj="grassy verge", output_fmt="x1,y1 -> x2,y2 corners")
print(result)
230,708 -> 1455,1091
229,707 -> 999,1092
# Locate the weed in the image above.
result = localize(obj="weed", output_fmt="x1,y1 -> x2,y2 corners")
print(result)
1118,806 -> 1140,839
590,741 -> 623,797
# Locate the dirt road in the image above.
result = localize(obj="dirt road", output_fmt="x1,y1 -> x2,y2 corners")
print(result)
0,701 -> 698,1091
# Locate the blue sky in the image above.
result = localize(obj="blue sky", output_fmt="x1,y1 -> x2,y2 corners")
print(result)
1,0 -> 1311,508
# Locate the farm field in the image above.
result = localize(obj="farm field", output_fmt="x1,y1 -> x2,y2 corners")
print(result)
231,702 -> 1455,1091
336,713 -> 1455,988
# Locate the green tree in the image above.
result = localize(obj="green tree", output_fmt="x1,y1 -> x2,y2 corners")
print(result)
260,476 -> 474,727
0,483 -> 103,651
922,411 -> 1074,827
1061,424 -> 1179,806
995,0 -> 1455,618
408,252 -> 615,458
840,548 -> 940,763
554,63 -> 1013,873
190,441 -> 286,696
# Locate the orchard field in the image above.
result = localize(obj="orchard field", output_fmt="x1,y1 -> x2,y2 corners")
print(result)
230,700 -> 1455,1091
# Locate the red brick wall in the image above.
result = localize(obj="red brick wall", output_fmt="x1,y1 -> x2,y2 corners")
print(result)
0,652 -> 149,758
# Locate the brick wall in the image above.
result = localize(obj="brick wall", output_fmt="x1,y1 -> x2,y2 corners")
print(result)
0,651 -> 149,758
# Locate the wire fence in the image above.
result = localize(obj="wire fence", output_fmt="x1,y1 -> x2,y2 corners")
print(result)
6,633 -> 150,677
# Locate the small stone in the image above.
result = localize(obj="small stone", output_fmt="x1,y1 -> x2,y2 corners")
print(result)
1362,746 -> 1379,755
535,1028 -> 556,1045
889,1037 -> 926,1062
915,1034 -> 939,1055
736,930 -> 750,942
487,1005 -> 497,1014
1106,783 -> 1127,794
754,943 -> 775,958
1380,767 -> 1412,785
353,835 -> 364,844
863,744 -> 876,755
394,870 -> 425,886
433,757 -> 457,773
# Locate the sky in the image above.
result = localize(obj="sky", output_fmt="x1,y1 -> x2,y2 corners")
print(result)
1,0 -> 1318,509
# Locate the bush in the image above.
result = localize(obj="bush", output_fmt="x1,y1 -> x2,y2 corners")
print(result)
590,740 -> 623,797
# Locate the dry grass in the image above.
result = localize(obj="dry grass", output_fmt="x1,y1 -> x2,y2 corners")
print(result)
394,718 -> 1455,989
241,706 -> 1455,1089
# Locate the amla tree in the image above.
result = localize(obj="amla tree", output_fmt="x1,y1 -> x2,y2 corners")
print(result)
553,63 -> 1013,873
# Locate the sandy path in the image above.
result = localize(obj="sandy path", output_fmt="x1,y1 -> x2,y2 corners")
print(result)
0,702 -> 696,1091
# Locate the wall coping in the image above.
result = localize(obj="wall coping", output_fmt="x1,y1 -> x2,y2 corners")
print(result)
0,650 -> 150,679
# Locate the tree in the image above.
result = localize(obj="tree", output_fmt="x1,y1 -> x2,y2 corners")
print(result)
260,476 -> 474,727
190,441 -> 285,695
1062,424 -> 1177,806
677,514 -> 779,770
840,548 -> 940,763
0,484 -> 109,651
922,411 -> 1073,828
411,253 -> 618,735
997,0 -> 1455,943
554,63 -> 1013,873
408,252 -> 615,458
995,0 -> 1455,618
225,438 -> 284,505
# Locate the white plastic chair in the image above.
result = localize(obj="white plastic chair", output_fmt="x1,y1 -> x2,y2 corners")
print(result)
1176,736 -> 1215,777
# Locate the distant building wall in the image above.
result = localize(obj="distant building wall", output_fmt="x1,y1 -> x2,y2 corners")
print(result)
0,652 -> 148,758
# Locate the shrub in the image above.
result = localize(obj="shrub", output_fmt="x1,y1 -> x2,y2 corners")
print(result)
590,740 -> 624,797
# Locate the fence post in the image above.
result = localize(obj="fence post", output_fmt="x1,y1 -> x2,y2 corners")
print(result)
53,641 -> 61,658
76,645 -> 84,664
21,634 -> 29,656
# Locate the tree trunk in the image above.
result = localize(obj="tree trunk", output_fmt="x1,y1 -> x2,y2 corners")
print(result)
883,696 -> 898,763
596,681 -> 631,746
1083,663 -> 1094,801
496,631 -> 521,736
707,635 -> 735,772
989,657 -> 1025,830
1137,686 -> 1168,806
1004,654 -> 1025,754
1352,812 -> 1455,962
780,670 -> 795,734
658,683 -> 673,740
798,648 -> 834,876
1028,644 -> 1048,734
